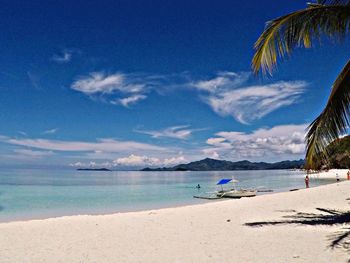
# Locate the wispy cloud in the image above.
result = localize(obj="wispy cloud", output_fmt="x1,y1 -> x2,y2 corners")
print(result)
42,128 -> 58,135
112,94 -> 147,107
52,49 -> 73,63
0,136 -> 165,153
193,71 -> 250,92
135,125 -> 205,140
192,72 -> 307,124
3,148 -> 55,161
72,72 -> 132,94
18,131 -> 28,136
71,72 -> 157,108
203,124 -> 307,161
13,149 -> 54,158
27,71 -> 41,89
70,70 -> 307,122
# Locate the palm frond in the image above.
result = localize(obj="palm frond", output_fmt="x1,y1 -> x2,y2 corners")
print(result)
252,3 -> 350,75
326,0 -> 350,5
305,59 -> 350,169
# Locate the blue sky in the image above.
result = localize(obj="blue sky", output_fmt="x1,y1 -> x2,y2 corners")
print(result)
0,0 -> 349,169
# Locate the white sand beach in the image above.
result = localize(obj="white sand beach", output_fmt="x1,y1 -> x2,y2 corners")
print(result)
309,169 -> 350,180
0,180 -> 349,263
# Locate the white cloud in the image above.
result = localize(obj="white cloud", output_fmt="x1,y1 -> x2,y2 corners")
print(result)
42,128 -> 58,135
70,70 -> 307,117
70,161 -> 84,167
69,161 -> 113,168
203,124 -> 307,161
72,72 -> 132,94
206,82 -> 306,124
52,50 -> 73,63
192,72 -> 307,124
113,154 -> 187,167
3,148 -> 55,161
0,136 -> 165,153
69,154 -> 187,168
112,94 -> 147,107
71,72 -> 156,108
193,71 -> 249,92
113,154 -> 161,167
209,151 -> 220,159
13,149 -> 54,158
88,161 -> 96,167
163,155 -> 187,166
206,137 -> 227,146
18,131 -> 27,136
0,133 -> 200,168
135,125 -> 204,140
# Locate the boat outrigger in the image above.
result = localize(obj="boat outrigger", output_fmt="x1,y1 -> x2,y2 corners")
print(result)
193,178 -> 257,199
216,178 -> 257,198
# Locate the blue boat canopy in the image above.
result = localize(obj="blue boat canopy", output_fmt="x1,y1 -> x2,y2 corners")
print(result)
216,179 -> 232,185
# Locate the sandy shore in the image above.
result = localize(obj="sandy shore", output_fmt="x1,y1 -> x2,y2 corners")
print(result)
309,169 -> 349,180
0,181 -> 349,263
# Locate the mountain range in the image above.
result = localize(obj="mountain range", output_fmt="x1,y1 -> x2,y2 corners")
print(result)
141,158 -> 305,171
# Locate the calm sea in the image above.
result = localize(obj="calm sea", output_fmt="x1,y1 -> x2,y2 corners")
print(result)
0,168 -> 333,222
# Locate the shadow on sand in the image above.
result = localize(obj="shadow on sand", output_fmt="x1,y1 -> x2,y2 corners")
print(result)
245,207 -> 350,262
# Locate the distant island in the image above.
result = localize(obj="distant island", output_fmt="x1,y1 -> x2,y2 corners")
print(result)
141,158 -> 305,171
77,168 -> 111,171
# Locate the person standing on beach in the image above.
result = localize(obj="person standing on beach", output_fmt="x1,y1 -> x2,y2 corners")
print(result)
347,170 -> 350,180
336,174 -> 340,182
305,175 -> 309,188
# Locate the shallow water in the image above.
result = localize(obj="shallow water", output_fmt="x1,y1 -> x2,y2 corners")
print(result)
0,168 -> 333,222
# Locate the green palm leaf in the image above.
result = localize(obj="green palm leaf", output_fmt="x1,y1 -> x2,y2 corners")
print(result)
252,1 -> 350,169
252,3 -> 350,75
305,59 -> 350,169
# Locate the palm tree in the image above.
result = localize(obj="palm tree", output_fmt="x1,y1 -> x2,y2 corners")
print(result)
252,0 -> 350,169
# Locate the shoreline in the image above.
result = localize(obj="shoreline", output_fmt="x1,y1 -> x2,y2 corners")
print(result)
1,180 -> 349,262
0,169 -> 345,224
0,181 -> 340,224
0,182 -> 324,224
0,198 -> 212,224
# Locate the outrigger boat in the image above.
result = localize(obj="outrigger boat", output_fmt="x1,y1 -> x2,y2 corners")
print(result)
193,178 -> 257,199
216,179 -> 257,198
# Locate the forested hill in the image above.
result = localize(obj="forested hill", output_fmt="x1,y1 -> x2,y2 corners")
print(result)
141,158 -> 305,171
318,135 -> 350,169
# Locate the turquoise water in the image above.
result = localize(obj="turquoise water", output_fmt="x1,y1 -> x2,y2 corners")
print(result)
0,168 -> 333,222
